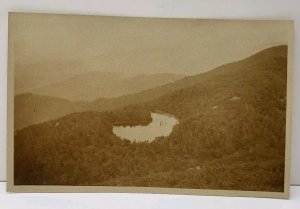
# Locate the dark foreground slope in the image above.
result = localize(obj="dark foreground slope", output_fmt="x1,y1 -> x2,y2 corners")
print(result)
14,46 -> 287,192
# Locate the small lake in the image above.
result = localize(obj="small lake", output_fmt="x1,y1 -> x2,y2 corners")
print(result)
112,112 -> 179,142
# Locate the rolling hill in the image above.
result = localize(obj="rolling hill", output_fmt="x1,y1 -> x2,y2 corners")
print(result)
14,45 -> 287,191
15,72 -> 184,129
31,72 -> 184,101
14,93 -> 84,130
15,59 -> 87,95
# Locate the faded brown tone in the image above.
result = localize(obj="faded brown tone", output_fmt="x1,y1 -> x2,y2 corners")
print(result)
13,13 -> 291,93
7,13 -> 293,198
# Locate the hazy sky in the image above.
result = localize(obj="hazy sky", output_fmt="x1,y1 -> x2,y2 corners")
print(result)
11,13 -> 292,75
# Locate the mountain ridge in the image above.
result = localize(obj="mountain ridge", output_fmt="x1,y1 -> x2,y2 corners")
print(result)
14,45 -> 287,191
30,71 -> 185,101
15,45 -> 287,130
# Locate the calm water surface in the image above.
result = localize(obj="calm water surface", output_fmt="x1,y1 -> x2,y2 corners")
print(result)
112,112 -> 178,142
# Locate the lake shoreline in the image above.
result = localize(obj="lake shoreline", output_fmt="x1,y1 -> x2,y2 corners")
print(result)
112,112 -> 179,142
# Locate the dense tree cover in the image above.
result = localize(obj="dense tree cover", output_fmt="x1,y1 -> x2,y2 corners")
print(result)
15,46 -> 287,192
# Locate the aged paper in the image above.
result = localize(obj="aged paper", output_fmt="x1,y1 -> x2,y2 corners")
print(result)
7,12 -> 293,198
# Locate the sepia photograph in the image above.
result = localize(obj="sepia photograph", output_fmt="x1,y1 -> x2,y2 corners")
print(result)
7,12 -> 293,198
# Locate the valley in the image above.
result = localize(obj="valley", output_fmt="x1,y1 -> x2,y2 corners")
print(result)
14,46 -> 287,192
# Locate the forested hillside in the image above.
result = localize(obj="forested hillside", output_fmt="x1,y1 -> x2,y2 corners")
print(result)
14,46 -> 287,192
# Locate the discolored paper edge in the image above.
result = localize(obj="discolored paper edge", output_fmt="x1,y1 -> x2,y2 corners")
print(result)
6,12 -> 294,199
